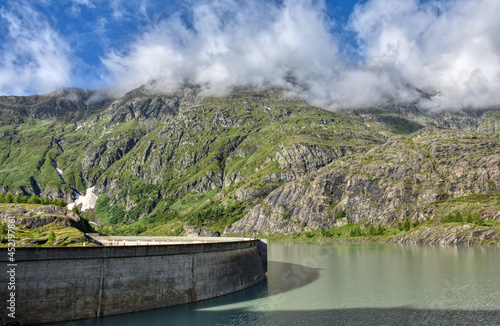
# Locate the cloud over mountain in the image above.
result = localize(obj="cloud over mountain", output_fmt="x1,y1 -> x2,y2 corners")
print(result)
1,0 -> 499,110
102,0 -> 500,110
350,0 -> 500,110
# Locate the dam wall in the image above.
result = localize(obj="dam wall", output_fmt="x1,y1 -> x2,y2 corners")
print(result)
0,237 -> 267,325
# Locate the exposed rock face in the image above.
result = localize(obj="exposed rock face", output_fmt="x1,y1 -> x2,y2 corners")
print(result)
354,104 -> 500,134
84,88 -> 387,223
225,127 -> 500,235
0,87 -> 113,121
0,204 -> 88,233
384,214 -> 500,245
183,225 -> 220,237
388,225 -> 500,245
228,182 -> 337,235
275,143 -> 360,174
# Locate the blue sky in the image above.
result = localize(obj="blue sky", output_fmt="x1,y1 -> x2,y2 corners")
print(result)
1,0 -> 499,109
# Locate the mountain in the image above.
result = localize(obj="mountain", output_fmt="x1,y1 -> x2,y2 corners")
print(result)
226,127 -> 500,234
0,85 -> 499,243
0,88 -> 113,122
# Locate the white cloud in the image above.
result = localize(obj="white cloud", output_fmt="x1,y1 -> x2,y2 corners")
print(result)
102,0 -> 361,107
0,2 -> 73,95
350,0 -> 500,109
111,0 -> 500,109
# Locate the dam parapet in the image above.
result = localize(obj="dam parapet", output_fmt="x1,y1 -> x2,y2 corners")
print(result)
0,236 -> 267,325
87,235 -> 268,273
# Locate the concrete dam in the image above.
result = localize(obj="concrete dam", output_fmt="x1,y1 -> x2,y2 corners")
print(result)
0,236 -> 267,325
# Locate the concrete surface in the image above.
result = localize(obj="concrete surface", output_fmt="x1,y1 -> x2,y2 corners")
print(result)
0,237 -> 267,325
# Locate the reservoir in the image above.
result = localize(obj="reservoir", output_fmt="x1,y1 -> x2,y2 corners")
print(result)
49,242 -> 500,326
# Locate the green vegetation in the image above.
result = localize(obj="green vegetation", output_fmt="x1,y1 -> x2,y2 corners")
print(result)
376,115 -> 424,135
262,221 -> 395,242
441,211 -> 485,226
403,217 -> 411,231
1,88 -> 391,239
47,231 -> 56,246
350,226 -> 362,237
261,191 -> 500,243
433,191 -> 500,227
334,209 -> 346,219
186,200 -> 246,232
0,193 -> 67,207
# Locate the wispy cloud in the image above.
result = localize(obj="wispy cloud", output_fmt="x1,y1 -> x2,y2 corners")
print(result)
71,0 -> 95,6
103,0 -> 500,110
68,0 -> 95,16
0,2 -> 72,95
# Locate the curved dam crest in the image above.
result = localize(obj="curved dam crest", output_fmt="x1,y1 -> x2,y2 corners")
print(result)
0,236 -> 267,325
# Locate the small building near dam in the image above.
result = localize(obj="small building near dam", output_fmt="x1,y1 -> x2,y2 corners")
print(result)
0,236 -> 268,325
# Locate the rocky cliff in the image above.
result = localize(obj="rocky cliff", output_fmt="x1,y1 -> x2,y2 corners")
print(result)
225,127 -> 500,235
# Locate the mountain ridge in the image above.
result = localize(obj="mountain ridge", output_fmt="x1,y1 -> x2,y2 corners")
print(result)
0,85 -> 499,243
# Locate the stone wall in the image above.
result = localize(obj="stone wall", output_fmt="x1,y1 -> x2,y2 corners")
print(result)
0,238 -> 266,325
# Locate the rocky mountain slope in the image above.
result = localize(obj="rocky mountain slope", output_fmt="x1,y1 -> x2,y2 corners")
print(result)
225,127 -> 500,235
0,88 -> 113,123
0,84 -> 499,242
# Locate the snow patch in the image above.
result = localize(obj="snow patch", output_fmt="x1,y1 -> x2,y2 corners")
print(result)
56,167 -> 63,176
66,186 -> 98,212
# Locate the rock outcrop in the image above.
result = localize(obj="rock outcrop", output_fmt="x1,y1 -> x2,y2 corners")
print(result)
0,203 -> 89,247
388,225 -> 500,245
0,204 -> 87,232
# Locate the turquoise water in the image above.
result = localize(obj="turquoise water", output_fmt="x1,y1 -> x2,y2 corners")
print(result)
51,242 -> 500,326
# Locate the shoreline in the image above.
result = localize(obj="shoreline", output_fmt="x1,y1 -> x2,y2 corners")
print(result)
259,223 -> 500,246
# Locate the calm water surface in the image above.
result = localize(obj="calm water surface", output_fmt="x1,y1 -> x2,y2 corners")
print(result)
52,242 -> 500,326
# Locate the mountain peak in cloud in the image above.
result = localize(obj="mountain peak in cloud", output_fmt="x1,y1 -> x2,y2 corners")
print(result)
1,0 -> 499,110
101,0 -> 500,110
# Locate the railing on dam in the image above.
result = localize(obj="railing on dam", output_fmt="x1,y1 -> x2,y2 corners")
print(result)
87,235 -> 268,275
87,235 -> 258,246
